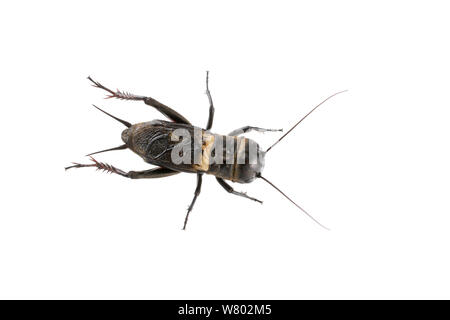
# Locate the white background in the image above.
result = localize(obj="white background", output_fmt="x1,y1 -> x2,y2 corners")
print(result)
1,1 -> 449,299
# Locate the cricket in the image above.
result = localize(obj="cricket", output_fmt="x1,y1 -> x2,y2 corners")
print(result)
65,72 -> 346,230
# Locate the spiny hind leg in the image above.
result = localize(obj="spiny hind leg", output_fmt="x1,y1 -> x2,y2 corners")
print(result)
183,173 -> 203,230
87,76 -> 191,125
228,126 -> 282,136
216,177 -> 263,204
65,156 -> 179,179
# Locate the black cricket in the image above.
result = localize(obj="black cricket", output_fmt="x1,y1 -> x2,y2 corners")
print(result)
66,72 -> 346,230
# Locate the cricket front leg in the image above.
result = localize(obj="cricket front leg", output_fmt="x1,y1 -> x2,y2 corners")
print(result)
65,156 -> 179,179
228,126 -> 282,136
216,177 -> 263,203
87,76 -> 191,125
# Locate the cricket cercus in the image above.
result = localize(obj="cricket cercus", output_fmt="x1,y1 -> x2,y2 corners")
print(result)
66,72 -> 346,230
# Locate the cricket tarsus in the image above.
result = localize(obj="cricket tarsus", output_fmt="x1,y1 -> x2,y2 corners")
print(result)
87,76 -> 144,101
65,156 -> 128,176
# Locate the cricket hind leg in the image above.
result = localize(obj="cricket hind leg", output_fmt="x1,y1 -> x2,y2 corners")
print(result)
228,126 -> 282,136
65,156 -> 179,179
183,173 -> 203,230
67,157 -> 203,230
87,76 -> 191,125
216,177 -> 263,204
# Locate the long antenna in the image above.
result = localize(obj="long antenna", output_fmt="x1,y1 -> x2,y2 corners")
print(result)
259,175 -> 329,230
266,90 -> 347,153
92,104 -> 131,128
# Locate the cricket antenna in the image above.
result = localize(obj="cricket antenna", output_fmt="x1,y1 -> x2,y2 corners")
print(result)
86,144 -> 128,156
266,90 -> 347,153
92,104 -> 131,128
258,174 -> 330,230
